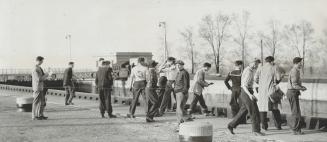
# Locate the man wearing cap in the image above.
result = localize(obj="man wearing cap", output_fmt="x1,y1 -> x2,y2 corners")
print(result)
189,62 -> 213,116
228,59 -> 265,136
95,61 -> 116,118
286,57 -> 307,135
224,60 -> 244,118
174,60 -> 191,132
127,57 -> 148,118
32,56 -> 49,120
254,56 -> 282,130
158,57 -> 178,116
63,62 -> 75,105
145,60 -> 160,122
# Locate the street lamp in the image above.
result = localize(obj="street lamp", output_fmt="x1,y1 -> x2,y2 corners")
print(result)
159,22 -> 168,61
65,34 -> 72,61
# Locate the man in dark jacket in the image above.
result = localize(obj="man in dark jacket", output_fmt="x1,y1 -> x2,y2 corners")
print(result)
63,62 -> 75,105
174,60 -> 191,132
95,61 -> 116,118
145,61 -> 159,122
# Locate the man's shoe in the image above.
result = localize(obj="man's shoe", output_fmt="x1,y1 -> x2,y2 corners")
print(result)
293,131 -> 304,135
253,132 -> 265,136
276,126 -> 282,130
185,117 -> 194,122
32,117 -> 43,120
126,114 -> 135,118
40,116 -> 48,120
65,103 -> 69,106
69,102 -> 74,105
155,113 -> 163,117
101,114 -> 105,118
146,118 -> 155,123
109,114 -> 117,118
227,125 -> 235,135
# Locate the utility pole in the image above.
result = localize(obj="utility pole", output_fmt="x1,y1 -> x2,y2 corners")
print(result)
260,39 -> 263,65
159,22 -> 168,61
65,34 -> 72,61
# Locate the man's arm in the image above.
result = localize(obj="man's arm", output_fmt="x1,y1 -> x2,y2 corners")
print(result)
95,71 -> 98,86
290,69 -> 305,90
183,71 -> 190,92
196,71 -> 209,87
254,66 -> 261,84
224,72 -> 232,90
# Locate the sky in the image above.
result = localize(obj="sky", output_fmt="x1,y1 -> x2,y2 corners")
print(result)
0,0 -> 326,69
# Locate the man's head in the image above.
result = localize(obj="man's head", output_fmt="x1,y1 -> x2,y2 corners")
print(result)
176,60 -> 185,70
293,57 -> 303,69
98,58 -> 105,67
235,60 -> 243,68
138,57 -> 145,65
166,57 -> 176,65
249,58 -> 261,70
148,60 -> 158,68
68,62 -> 74,68
36,56 -> 44,65
265,56 -> 275,64
203,62 -> 211,72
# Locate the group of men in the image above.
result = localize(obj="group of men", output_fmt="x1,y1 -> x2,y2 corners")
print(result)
31,55 -> 307,135
226,56 -> 306,136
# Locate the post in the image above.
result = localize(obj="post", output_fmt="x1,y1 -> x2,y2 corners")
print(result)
159,22 -> 168,61
260,39 -> 263,65
66,34 -> 72,61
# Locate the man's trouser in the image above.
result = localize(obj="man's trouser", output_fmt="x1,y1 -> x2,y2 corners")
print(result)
176,91 -> 189,125
157,76 -> 167,112
32,90 -> 46,118
228,88 -> 261,132
98,88 -> 113,115
189,93 -> 208,114
260,99 -> 282,129
159,80 -> 175,114
286,89 -> 302,132
64,86 -> 75,104
129,81 -> 146,115
230,87 -> 241,116
145,87 -> 159,119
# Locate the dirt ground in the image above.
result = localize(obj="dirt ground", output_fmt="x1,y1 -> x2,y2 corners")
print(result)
0,90 -> 326,142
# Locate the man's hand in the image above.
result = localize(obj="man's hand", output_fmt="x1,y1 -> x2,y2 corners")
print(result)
249,95 -> 257,102
209,82 -> 214,85
129,87 -> 133,92
301,86 -> 307,91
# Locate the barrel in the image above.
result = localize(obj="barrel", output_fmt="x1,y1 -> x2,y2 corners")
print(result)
16,97 -> 33,112
179,122 -> 213,142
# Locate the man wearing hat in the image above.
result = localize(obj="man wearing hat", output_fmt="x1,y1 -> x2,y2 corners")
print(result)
145,60 -> 160,122
189,62 -> 213,116
224,60 -> 244,118
228,59 -> 265,136
63,62 -> 75,105
95,60 -> 116,118
32,56 -> 50,120
286,57 -> 307,135
174,60 -> 191,132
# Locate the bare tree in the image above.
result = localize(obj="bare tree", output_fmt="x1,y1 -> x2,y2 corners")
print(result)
284,20 -> 314,73
180,27 -> 196,74
258,19 -> 282,58
232,11 -> 251,68
199,13 -> 232,73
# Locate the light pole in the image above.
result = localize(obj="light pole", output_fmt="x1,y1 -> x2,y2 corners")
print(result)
65,34 -> 72,61
159,22 -> 168,61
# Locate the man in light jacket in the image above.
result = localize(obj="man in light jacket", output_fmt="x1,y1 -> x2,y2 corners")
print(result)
32,56 -> 49,120
189,62 -> 213,116
254,56 -> 282,130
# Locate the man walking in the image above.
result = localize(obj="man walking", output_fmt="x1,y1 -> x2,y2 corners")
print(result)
254,56 -> 282,130
32,56 -> 49,120
227,59 -> 265,136
145,61 -> 160,122
63,62 -> 75,105
127,57 -> 148,118
189,62 -> 213,116
158,57 -> 178,116
95,61 -> 116,118
174,60 -> 191,132
224,60 -> 244,117
287,57 -> 307,135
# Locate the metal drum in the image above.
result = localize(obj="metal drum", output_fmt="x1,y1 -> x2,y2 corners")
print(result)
16,97 -> 33,112
179,122 -> 213,142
